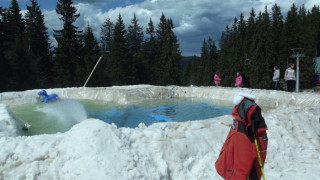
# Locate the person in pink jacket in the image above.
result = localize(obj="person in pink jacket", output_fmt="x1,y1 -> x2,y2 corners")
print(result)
214,71 -> 221,86
235,72 -> 242,87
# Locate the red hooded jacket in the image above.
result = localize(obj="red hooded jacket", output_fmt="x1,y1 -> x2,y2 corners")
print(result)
215,98 -> 268,180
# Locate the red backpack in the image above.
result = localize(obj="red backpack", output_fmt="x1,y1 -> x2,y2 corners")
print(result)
215,98 -> 268,180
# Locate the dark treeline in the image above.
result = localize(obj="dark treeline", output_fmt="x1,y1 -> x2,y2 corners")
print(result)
0,0 -> 181,92
1,0 -> 53,92
184,3 -> 320,89
0,0 -> 320,93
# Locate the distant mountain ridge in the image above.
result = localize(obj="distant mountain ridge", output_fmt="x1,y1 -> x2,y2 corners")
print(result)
180,56 -> 199,70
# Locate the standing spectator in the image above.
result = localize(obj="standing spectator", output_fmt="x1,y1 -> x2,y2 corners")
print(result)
214,71 -> 221,86
235,72 -> 242,87
272,66 -> 280,89
284,63 -> 296,92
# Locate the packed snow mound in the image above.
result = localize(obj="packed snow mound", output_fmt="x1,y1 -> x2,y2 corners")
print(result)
0,85 -> 319,179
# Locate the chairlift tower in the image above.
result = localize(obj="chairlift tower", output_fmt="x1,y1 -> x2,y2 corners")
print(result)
290,48 -> 306,92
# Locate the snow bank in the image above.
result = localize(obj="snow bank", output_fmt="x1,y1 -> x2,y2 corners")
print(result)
0,85 -> 319,179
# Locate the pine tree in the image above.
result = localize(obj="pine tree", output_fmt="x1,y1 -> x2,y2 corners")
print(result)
126,13 -> 143,84
216,3 -> 319,89
185,55 -> 200,85
242,9 -> 257,87
156,16 -> 181,85
154,13 -> 167,84
208,37 -> 218,85
137,18 -> 158,84
297,5 -> 315,88
0,6 -> 7,92
53,0 -> 82,87
109,14 -> 135,85
280,4 -> 300,65
2,0 -> 29,91
217,25 -> 231,86
236,13 -> 248,86
81,24 -> 102,86
25,0 -> 53,89
310,6 -> 320,56
146,18 -> 156,41
249,8 -> 273,89
100,18 -> 114,54
127,13 -> 144,56
224,17 -> 239,86
157,13 -> 166,44
237,13 -> 246,67
199,38 -> 217,86
198,39 -> 208,85
271,4 -> 283,72
309,6 -> 320,56
181,61 -> 191,86
99,18 -> 114,86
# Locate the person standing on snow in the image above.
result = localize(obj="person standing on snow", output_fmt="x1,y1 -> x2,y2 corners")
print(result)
215,92 -> 268,180
284,63 -> 296,92
214,71 -> 221,86
235,72 -> 242,87
272,66 -> 280,90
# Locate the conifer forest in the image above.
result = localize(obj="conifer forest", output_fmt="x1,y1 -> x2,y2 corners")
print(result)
1,0 -> 320,92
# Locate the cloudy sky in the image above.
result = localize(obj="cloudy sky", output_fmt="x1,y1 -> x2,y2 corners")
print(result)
1,0 -> 319,56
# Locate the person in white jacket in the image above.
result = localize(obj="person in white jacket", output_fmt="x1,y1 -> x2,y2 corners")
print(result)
284,63 -> 296,92
272,66 -> 280,89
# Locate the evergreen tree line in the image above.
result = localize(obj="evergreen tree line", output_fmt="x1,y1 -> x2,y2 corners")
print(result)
1,1 -> 320,93
0,0 -> 181,92
183,3 -> 320,89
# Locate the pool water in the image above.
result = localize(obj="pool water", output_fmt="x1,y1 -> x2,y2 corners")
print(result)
11,99 -> 88,136
87,98 -> 233,128
10,98 -> 233,136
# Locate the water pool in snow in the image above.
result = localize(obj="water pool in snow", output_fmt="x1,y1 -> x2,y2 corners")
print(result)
87,98 -> 233,128
10,98 -> 233,135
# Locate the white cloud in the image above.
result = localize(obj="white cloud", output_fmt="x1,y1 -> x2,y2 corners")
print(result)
73,0 -> 115,4
43,9 -> 61,47
305,0 -> 320,9
41,0 -> 318,56
174,21 -> 196,34
43,9 -> 61,31
74,3 -> 106,36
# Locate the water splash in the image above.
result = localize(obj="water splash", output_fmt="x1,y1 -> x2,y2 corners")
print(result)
36,99 -> 87,130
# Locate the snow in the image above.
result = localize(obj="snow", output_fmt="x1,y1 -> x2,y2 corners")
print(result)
0,85 -> 320,179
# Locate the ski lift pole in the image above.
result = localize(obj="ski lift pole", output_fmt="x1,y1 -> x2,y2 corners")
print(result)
254,137 -> 266,180
290,48 -> 306,93
83,55 -> 103,87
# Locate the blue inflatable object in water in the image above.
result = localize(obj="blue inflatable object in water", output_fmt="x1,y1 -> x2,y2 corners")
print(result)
154,106 -> 170,110
148,113 -> 173,122
38,90 -> 60,103
106,109 -> 124,117
200,102 -> 210,106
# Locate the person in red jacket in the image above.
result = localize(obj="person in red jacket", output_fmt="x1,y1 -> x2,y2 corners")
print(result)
215,92 -> 268,180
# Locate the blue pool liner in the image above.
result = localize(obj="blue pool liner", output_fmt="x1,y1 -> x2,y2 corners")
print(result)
148,113 -> 173,122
